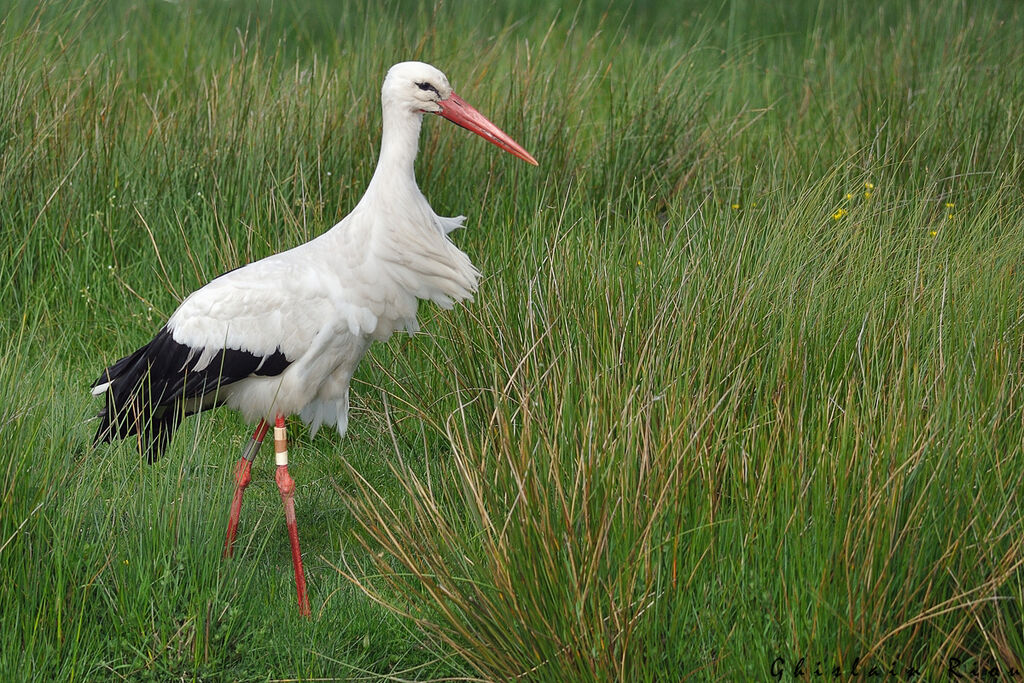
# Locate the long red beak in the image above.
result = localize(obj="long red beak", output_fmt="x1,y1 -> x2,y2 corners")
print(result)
438,92 -> 538,166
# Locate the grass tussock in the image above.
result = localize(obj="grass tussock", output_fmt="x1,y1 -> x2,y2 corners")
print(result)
340,172 -> 1024,679
1,0 -> 1023,679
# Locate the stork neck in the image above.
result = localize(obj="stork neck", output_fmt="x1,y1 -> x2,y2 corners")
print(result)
368,107 -> 424,192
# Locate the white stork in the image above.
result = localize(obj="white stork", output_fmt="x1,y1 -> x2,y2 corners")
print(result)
91,61 -> 537,616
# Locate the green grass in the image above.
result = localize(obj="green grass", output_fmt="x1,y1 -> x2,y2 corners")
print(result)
2,0 -> 1023,679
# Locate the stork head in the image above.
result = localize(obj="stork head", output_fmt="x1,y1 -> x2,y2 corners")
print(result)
383,61 -> 538,166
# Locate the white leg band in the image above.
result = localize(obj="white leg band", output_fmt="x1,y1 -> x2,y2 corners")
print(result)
275,426 -> 289,466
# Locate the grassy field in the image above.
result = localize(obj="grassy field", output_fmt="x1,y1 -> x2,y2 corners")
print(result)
2,0 -> 1023,680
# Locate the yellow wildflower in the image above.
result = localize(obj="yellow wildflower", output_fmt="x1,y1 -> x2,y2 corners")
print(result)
731,203 -> 740,210
833,208 -> 848,220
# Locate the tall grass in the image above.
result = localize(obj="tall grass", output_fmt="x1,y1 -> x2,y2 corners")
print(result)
342,173 -> 1024,679
2,0 -> 1023,679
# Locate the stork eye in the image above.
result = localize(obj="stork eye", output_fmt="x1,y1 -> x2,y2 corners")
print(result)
416,82 -> 440,95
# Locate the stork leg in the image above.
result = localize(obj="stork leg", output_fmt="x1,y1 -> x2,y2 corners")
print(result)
273,415 -> 311,617
223,419 -> 270,558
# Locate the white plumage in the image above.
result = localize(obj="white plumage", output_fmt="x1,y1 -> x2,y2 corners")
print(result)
92,61 -> 536,459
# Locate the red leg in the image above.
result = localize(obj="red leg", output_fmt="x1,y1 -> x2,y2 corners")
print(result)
274,415 -> 311,617
223,419 -> 269,558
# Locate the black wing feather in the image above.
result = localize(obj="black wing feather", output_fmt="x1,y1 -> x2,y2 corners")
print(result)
92,326 -> 291,462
